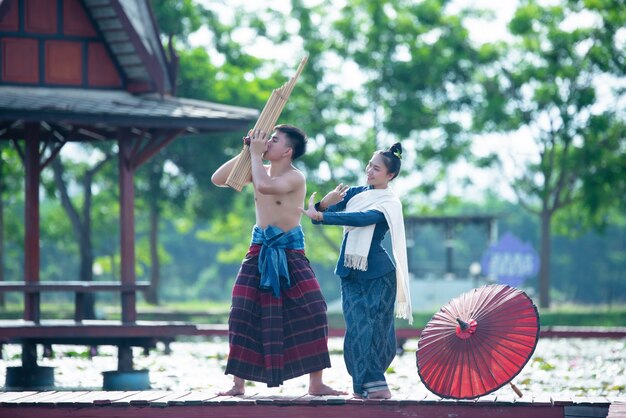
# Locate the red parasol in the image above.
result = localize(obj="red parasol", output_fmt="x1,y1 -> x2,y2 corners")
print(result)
416,284 -> 539,399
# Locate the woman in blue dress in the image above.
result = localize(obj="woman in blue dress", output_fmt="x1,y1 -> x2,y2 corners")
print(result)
301,143 -> 412,399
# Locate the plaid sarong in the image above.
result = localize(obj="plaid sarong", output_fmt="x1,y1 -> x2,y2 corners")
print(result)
224,245 -> 331,387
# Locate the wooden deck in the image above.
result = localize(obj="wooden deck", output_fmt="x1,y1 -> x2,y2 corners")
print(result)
0,320 -> 197,346
3,322 -> 625,346
0,391 -> 621,418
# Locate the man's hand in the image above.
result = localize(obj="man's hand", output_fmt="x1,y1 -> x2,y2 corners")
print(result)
249,129 -> 269,157
320,183 -> 348,209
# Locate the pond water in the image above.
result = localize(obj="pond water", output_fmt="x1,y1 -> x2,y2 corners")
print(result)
1,337 -> 625,398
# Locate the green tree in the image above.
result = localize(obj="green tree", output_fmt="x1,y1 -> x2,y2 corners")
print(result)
191,0 -> 498,273
260,0 -> 498,269
473,0 -> 626,307
250,1 -> 368,256
329,0 -> 496,196
142,0 -> 207,304
146,0 -> 293,302
49,145 -> 114,318
151,0 -> 205,41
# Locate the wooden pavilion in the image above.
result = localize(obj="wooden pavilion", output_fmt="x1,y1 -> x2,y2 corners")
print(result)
0,0 -> 257,389
404,214 -> 499,278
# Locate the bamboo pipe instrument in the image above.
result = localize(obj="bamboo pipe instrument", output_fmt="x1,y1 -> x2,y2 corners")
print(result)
225,56 -> 308,191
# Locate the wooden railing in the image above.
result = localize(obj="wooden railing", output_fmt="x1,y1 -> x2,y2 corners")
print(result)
0,280 -> 199,375
0,280 -> 150,322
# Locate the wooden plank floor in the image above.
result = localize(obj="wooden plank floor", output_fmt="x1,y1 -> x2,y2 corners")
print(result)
608,400 -> 626,418
0,391 -> 615,418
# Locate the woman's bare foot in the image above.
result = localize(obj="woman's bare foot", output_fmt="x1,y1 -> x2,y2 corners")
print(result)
217,377 -> 245,396
367,389 -> 392,399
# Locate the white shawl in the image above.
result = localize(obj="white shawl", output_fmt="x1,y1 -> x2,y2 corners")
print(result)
344,187 -> 413,324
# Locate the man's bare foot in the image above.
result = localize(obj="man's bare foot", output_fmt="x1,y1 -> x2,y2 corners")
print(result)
308,370 -> 348,396
217,386 -> 244,396
367,389 -> 392,399
217,377 -> 245,396
308,382 -> 348,396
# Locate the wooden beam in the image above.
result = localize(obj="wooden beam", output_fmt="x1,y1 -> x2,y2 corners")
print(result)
11,137 -> 25,162
0,120 -> 24,139
40,137 -> 66,170
0,121 -> 13,137
118,129 -> 136,323
129,129 -> 147,163
1,109 -> 253,131
0,320 -> 197,341
0,281 -> 150,292
75,127 -> 109,141
132,129 -> 183,169
23,123 -> 41,323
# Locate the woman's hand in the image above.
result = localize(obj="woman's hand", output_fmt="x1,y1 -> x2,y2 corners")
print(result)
320,183 -> 348,210
301,192 -> 323,221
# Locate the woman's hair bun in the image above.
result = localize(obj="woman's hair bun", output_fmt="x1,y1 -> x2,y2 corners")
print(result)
389,142 -> 402,159
376,142 -> 403,180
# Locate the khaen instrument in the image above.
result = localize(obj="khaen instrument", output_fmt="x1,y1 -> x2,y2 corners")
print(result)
225,56 -> 308,191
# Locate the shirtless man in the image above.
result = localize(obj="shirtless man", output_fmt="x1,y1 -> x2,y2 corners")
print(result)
211,125 -> 344,396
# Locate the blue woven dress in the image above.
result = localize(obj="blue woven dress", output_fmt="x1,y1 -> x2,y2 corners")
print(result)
314,186 -> 397,397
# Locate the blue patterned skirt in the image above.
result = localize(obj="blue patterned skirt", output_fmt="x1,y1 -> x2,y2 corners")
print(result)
341,270 -> 397,396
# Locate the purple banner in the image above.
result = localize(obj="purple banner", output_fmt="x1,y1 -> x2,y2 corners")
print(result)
480,232 -> 539,287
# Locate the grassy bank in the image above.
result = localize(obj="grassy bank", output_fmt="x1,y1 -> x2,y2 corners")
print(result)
337,306 -> 626,328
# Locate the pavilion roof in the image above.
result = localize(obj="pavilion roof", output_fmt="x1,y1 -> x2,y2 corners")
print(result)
0,86 -> 258,136
83,0 -> 174,94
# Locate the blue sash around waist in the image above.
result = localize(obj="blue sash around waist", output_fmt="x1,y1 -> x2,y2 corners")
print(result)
251,225 -> 305,298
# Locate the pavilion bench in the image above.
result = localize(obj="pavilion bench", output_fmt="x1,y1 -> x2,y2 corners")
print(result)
0,280 -> 198,389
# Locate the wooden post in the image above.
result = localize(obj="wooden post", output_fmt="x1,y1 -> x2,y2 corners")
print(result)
21,342 -> 38,369
24,123 -> 40,323
118,131 -> 137,323
74,293 -> 85,321
117,345 -> 133,372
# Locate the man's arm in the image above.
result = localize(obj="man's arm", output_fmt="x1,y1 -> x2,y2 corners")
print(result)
211,154 -> 252,187
250,152 -> 303,195
248,130 -> 302,195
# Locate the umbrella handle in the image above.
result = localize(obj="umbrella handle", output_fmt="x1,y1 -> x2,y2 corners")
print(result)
510,382 -> 523,398
456,317 -> 469,330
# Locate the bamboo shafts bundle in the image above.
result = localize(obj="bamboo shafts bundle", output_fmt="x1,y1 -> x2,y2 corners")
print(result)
225,56 -> 308,191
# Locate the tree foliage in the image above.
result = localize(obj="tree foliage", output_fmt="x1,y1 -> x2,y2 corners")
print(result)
3,0 -> 624,309
328,0 -> 497,197
473,0 -> 625,307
